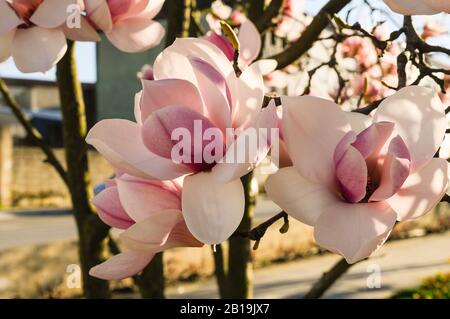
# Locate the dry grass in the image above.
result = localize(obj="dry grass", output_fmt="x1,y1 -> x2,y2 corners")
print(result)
0,203 -> 448,298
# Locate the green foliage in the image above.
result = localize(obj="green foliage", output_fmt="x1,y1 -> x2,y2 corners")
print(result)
392,273 -> 450,299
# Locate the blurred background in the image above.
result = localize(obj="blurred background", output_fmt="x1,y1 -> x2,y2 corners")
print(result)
0,0 -> 448,299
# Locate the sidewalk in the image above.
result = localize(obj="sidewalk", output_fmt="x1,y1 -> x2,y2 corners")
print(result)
168,231 -> 450,299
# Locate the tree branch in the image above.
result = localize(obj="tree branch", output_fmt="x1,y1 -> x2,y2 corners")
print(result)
303,257 -> 354,299
234,211 -> 289,250
255,0 -> 285,33
268,0 -> 351,69
0,78 -> 69,186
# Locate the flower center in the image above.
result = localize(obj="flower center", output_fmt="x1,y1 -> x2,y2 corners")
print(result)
334,122 -> 411,204
7,0 -> 44,27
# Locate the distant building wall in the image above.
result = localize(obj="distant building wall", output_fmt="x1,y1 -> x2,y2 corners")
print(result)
96,26 -> 166,121
11,147 -> 113,208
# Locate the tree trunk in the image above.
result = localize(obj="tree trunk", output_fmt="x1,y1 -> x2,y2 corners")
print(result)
165,0 -> 192,46
56,41 -> 111,298
224,172 -> 255,298
136,253 -> 165,298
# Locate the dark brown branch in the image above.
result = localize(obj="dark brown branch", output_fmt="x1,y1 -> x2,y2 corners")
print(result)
352,98 -> 385,115
255,0 -> 285,33
234,211 -> 289,250
165,0 -> 192,46
303,257 -> 354,299
269,0 -> 351,69
0,78 -> 69,186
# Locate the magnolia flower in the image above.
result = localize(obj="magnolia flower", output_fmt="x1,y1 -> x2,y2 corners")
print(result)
87,38 -> 278,245
90,174 -> 202,280
205,19 -> 269,71
266,86 -> 448,263
0,0 -> 96,72
421,18 -> 447,39
384,0 -> 450,15
137,63 -> 154,80
84,0 -> 165,52
211,0 -> 232,20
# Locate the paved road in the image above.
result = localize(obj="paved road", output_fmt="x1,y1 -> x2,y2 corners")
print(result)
0,209 -> 77,250
168,231 -> 450,299
0,196 -> 280,250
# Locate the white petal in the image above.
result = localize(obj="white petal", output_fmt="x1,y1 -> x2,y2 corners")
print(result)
11,27 -> 67,73
265,167 -> 340,226
182,171 -> 245,244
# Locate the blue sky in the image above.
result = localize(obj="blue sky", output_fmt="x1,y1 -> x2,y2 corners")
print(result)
0,0 -> 448,83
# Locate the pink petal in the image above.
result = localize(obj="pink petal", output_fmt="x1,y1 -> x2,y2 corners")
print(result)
205,31 -> 234,61
85,0 -> 113,31
373,86 -> 446,173
232,60 -> 273,128
115,175 -> 181,223
189,57 -> 232,133
314,201 -> 397,263
153,38 -> 234,87
253,59 -> 278,75
30,0 -> 76,28
134,91 -> 142,124
86,119 -> 192,180
141,106 -> 224,171
282,95 -> 351,187
370,135 -> 411,202
386,158 -> 448,221
344,112 -> 372,133
120,209 -> 184,251
11,27 -> 67,73
62,16 -> 101,42
427,0 -> 450,13
212,103 -> 278,182
335,145 -> 368,203
182,171 -> 245,244
107,0 -> 149,21
106,19 -> 165,52
333,131 -> 357,163
0,29 -> 15,63
139,0 -> 165,19
384,0 -> 442,15
92,186 -> 134,229
352,122 -> 395,159
265,167 -> 340,226
140,78 -> 204,122
0,0 -> 21,34
89,250 -> 154,280
238,19 -> 261,68
163,221 -> 204,250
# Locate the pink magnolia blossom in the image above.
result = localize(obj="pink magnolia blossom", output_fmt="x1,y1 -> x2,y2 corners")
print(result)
211,0 -> 231,20
87,38 -> 278,245
0,0 -> 97,72
84,0 -> 165,52
205,19 -> 274,71
421,18 -> 447,39
340,37 -> 378,71
230,10 -> 246,25
266,86 -> 448,263
137,63 -> 154,80
90,174 -> 202,280
384,0 -> 450,15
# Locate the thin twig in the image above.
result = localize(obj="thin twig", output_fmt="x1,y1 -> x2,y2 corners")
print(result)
0,78 -> 69,186
234,211 -> 289,250
269,0 -> 351,69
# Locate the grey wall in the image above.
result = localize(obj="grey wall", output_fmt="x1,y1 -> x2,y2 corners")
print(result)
96,26 -> 166,121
